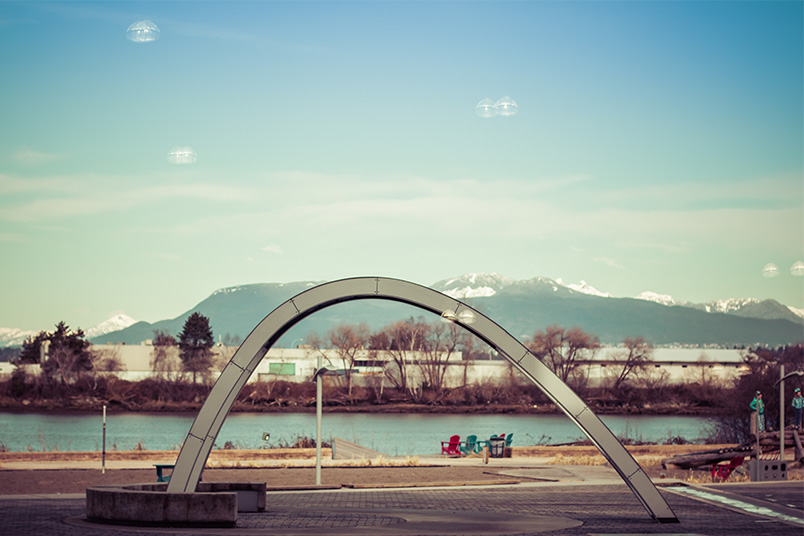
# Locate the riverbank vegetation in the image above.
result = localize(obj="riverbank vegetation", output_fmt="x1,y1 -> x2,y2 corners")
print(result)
1,318 -> 801,447
0,373 -> 731,416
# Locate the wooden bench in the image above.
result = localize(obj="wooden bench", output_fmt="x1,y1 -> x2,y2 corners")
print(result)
154,464 -> 175,482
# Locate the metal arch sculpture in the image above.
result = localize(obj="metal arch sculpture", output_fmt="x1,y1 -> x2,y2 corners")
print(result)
167,277 -> 678,523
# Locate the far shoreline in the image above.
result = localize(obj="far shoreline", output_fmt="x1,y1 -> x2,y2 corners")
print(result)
0,400 -> 721,417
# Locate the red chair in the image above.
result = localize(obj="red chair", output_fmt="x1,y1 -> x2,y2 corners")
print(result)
441,435 -> 462,457
711,456 -> 744,480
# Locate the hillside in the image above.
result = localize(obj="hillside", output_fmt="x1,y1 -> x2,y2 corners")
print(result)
91,275 -> 804,348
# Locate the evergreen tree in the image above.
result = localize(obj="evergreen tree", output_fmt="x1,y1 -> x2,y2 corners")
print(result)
178,312 -> 214,383
18,331 -> 50,364
18,322 -> 93,385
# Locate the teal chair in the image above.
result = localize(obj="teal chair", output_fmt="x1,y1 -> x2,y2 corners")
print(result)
505,433 -> 513,447
461,434 -> 478,456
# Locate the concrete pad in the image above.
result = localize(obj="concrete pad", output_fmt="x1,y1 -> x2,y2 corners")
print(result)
67,507 -> 583,535
490,465 -> 621,482
86,482 -> 268,526
666,484 -> 804,527
86,486 -> 237,527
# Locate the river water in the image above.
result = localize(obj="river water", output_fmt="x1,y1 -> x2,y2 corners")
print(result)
0,412 -> 714,455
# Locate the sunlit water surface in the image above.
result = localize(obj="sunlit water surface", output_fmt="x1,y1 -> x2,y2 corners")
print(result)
0,412 -> 713,455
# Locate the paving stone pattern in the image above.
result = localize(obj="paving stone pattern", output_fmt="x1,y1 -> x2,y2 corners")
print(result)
705,482 -> 804,511
0,484 -> 801,536
244,511 -> 406,529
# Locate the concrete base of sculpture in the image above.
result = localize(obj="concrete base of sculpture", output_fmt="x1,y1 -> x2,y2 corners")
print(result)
86,482 -> 266,527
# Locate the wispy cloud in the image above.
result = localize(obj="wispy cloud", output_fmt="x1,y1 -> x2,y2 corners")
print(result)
593,257 -> 627,270
0,173 -> 252,222
0,173 -> 91,194
0,232 -> 24,243
11,148 -> 63,165
583,173 -> 803,211
169,20 -> 261,44
614,240 -> 691,254
156,252 -> 181,262
261,244 -> 282,254
136,170 -> 802,260
11,169 -> 799,275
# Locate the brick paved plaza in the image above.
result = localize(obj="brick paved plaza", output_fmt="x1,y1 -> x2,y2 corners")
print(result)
2,481 -> 802,536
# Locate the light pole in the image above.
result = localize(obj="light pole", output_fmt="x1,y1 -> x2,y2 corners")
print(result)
315,356 -> 323,485
102,405 -> 106,474
311,366 -> 347,485
780,365 -> 784,461
774,369 -> 804,463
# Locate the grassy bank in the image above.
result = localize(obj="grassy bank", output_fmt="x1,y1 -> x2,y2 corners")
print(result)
0,444 -> 724,468
0,396 -> 722,416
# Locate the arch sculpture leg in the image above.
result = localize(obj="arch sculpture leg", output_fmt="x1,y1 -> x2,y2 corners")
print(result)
167,277 -> 678,523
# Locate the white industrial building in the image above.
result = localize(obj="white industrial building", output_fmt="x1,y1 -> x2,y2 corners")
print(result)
1,343 -> 744,388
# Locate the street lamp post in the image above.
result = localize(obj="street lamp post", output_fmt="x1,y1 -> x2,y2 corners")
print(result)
311,366 -> 346,486
315,355 -> 323,486
773,369 -> 804,464
780,365 -> 784,461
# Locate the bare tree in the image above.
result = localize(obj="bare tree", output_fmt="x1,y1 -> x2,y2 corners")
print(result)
527,325 -> 600,383
418,322 -> 470,397
92,346 -> 126,375
636,367 -> 670,395
47,343 -> 85,386
151,331 -> 180,381
684,352 -> 725,390
371,317 -> 431,393
213,343 -> 238,373
365,370 -> 386,403
608,336 -> 653,391
326,322 -> 370,397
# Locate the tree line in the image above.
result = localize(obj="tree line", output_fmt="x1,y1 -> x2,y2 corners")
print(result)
2,313 -> 801,445
5,313 -> 217,398
0,312 -> 671,398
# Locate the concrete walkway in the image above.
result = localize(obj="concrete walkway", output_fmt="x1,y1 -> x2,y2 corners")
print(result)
1,469 -> 802,535
2,452 -> 802,535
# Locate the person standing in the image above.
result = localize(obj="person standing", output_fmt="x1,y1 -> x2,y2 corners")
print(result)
750,391 -> 765,433
792,388 -> 804,429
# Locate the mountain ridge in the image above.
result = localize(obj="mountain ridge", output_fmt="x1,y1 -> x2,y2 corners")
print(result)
3,274 -> 802,348
90,274 -> 802,348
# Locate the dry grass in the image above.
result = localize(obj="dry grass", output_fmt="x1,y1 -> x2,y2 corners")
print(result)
205,455 -> 421,469
680,469 -> 751,484
546,453 -> 607,466
540,449 -> 804,485
633,455 -> 665,466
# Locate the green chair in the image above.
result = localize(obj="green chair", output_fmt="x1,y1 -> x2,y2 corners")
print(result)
461,434 -> 478,456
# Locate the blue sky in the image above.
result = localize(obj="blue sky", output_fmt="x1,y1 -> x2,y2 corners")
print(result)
1,1 -> 802,332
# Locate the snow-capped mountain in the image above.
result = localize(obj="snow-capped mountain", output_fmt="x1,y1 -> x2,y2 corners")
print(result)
556,279 -> 612,298
432,273 -> 515,299
699,298 -> 803,324
85,314 -> 138,338
635,291 -> 685,307
634,292 -> 801,324
702,298 -> 761,314
433,273 -> 615,299
0,314 -> 139,348
5,274 -> 803,349
434,274 -> 803,326
0,327 -> 37,348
